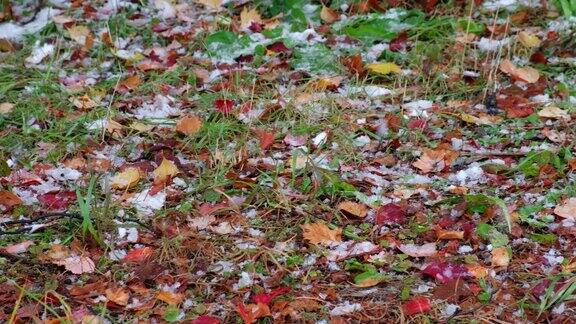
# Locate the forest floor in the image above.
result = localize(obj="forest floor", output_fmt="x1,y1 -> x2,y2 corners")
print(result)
1,0 -> 576,323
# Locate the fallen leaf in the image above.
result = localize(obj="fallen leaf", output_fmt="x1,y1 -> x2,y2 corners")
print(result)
240,7 -> 262,29
402,297 -> 431,316
459,113 -> 502,125
554,198 -> 576,221
116,75 -> 141,92
124,246 -> 154,262
0,190 -> 22,210
398,243 -> 437,257
366,62 -> 401,75
214,99 -> 235,114
67,25 -> 94,50
176,115 -> 203,135
2,240 -> 34,255
38,191 -> 77,210
196,0 -> 222,10
63,256 -> 96,274
301,222 -> 342,246
466,264 -> 489,279
192,315 -> 221,324
254,129 -> 275,150
436,229 -> 464,240
499,59 -> 540,83
375,203 -> 406,224
105,287 -> 130,306
491,246 -> 510,267
422,261 -> 469,284
320,6 -> 339,24
413,149 -> 447,173
157,291 -> 184,305
338,201 -> 368,218
538,106 -> 571,121
71,95 -> 98,110
252,287 -> 290,305
110,167 -> 141,190
518,31 -> 541,48
236,302 -> 271,324
153,158 -> 179,184
0,102 -> 14,114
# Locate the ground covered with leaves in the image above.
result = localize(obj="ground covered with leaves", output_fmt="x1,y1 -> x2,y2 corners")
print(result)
1,0 -> 576,322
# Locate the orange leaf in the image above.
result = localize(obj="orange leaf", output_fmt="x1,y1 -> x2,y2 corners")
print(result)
499,59 -> 540,83
436,229 -> 464,240
255,129 -> 275,150
491,247 -> 510,267
124,246 -> 154,263
338,201 -> 368,218
153,158 -> 179,184
105,287 -> 130,306
301,223 -> 342,246
117,75 -> 141,92
156,291 -> 184,305
236,302 -> 271,324
413,149 -> 446,173
176,115 -> 203,136
0,190 -> 22,211
320,6 -> 339,24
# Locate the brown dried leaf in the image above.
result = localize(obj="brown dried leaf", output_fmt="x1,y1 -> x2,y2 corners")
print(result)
320,6 -> 339,24
491,247 -> 510,267
554,198 -> 576,221
105,287 -> 130,306
338,201 -> 368,218
301,223 -> 342,246
176,115 -> 203,135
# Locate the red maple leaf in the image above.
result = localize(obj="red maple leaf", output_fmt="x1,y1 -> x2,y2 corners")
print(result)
375,203 -> 406,224
422,261 -> 470,284
402,296 -> 431,316
38,191 -> 77,210
214,99 -> 236,114
251,286 -> 290,305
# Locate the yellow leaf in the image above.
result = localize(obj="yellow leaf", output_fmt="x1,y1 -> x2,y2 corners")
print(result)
153,158 -> 179,184
196,0 -> 222,10
459,113 -> 502,125
338,201 -> 368,218
0,102 -> 14,114
301,223 -> 342,246
366,62 -> 401,75
491,247 -> 510,267
176,115 -> 203,135
518,31 -> 541,48
110,167 -> 141,190
129,121 -> 154,132
320,6 -> 339,24
156,291 -> 184,305
240,7 -> 262,29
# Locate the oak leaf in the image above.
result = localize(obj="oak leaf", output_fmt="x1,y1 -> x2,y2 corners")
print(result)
301,222 -> 342,246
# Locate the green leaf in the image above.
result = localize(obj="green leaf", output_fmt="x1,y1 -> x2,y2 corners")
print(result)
457,19 -> 485,35
476,223 -> 509,248
528,233 -> 557,245
354,270 -> 388,287
163,305 -> 182,322
465,194 -> 512,232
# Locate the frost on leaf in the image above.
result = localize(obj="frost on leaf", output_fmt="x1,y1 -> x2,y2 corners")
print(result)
399,243 -> 437,257
422,261 -> 470,284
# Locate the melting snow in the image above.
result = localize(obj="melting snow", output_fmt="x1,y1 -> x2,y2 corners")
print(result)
330,301 -> 363,316
403,100 -> 433,117
46,167 -> 82,181
0,8 -> 61,41
26,42 -> 55,65
133,95 -> 180,119
129,189 -> 166,215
